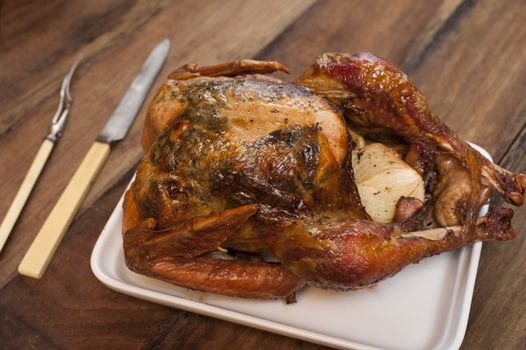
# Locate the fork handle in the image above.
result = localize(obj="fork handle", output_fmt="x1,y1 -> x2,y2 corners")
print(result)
18,141 -> 110,278
0,139 -> 55,253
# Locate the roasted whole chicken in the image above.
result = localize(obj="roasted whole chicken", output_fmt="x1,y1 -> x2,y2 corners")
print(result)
122,53 -> 526,299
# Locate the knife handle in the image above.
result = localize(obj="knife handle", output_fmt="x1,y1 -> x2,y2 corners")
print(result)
0,140 -> 55,253
18,141 -> 110,278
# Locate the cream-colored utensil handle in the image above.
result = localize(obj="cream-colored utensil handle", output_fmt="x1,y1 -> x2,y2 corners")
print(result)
0,139 -> 55,253
18,141 -> 110,278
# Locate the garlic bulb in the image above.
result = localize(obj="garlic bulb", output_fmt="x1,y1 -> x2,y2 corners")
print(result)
352,143 -> 425,224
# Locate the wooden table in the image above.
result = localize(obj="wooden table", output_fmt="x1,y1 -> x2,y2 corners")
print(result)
1,0 -> 525,349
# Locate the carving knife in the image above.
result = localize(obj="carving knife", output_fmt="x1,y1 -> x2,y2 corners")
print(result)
18,38 -> 170,278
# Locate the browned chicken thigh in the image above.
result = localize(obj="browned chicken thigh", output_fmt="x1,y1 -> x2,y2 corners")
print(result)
297,53 -> 526,230
122,55 -> 524,299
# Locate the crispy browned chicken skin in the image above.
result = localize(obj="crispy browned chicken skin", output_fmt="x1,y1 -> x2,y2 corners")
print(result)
122,55 -> 524,299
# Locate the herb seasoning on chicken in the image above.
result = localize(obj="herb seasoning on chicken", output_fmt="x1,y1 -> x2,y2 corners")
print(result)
122,56 -> 526,299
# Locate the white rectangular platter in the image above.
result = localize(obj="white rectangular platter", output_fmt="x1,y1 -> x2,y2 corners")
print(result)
91,144 -> 491,350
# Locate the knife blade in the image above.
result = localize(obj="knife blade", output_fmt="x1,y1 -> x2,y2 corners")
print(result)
97,38 -> 170,143
18,39 -> 170,278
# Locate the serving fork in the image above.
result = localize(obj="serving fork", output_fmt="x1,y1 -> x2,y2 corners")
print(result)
0,57 -> 82,254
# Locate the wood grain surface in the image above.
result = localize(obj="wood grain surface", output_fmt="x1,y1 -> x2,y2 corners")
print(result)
0,0 -> 525,349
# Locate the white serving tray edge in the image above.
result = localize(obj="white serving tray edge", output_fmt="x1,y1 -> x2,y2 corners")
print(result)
91,143 -> 491,350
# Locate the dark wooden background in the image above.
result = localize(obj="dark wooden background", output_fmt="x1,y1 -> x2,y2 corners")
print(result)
1,0 -> 525,349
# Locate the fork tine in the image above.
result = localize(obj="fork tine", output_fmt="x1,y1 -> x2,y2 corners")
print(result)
51,55 -> 82,124
63,55 -> 83,102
